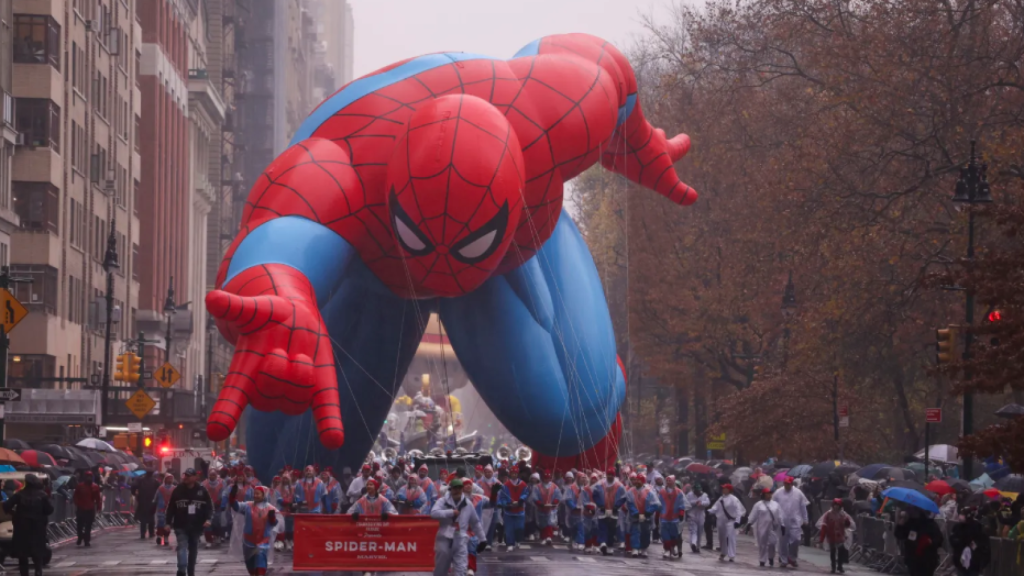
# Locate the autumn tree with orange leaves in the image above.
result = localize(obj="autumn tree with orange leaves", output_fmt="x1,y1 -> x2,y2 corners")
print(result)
574,0 -> 1024,463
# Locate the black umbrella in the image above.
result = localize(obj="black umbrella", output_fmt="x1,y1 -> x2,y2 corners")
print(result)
995,404 -> 1024,419
943,477 -> 972,492
994,474 -> 1024,493
35,444 -> 77,464
3,439 -> 31,451
809,460 -> 842,479
888,479 -> 937,499
66,446 -> 103,468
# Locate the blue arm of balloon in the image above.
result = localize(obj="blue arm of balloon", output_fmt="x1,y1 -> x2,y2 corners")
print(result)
223,216 -> 357,308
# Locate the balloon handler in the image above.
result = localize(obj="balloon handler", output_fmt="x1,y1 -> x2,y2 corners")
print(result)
431,478 -> 488,576
229,485 -> 280,576
203,33 -> 698,486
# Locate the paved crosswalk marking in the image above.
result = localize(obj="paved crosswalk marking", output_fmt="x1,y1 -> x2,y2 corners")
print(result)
101,560 -> 121,566
518,544 -> 532,549
530,556 -> 550,562
575,556 -> 597,562
199,558 -> 218,564
149,560 -> 169,565
53,562 -> 76,568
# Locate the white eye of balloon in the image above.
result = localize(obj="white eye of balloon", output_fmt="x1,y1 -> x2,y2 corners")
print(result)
395,216 -> 427,252
456,230 -> 497,260
450,202 -> 510,265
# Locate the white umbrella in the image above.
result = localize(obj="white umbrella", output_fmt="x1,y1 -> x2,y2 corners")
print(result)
914,444 -> 959,464
76,438 -> 117,453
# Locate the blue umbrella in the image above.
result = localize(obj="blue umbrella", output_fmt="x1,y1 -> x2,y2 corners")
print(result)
882,487 -> 939,514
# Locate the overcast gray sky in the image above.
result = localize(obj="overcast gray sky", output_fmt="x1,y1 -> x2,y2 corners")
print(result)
349,0 -> 672,77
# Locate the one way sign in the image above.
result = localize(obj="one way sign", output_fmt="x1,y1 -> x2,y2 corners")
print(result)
0,388 -> 22,402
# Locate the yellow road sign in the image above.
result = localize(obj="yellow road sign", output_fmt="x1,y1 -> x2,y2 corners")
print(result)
155,362 -> 181,388
0,288 -> 28,333
707,433 -> 727,450
125,389 -> 156,419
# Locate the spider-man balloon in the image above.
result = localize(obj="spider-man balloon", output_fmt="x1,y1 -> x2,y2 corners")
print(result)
207,34 -> 696,478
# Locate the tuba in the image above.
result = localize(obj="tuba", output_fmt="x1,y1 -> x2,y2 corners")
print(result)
515,446 -> 533,463
366,450 -> 377,464
429,447 -> 445,457
407,449 -> 424,461
496,444 -> 512,461
383,447 -> 398,462
454,447 -> 468,455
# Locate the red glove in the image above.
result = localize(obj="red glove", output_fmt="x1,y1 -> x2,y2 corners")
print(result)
206,264 -> 344,449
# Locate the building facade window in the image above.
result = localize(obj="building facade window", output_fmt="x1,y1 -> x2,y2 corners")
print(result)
15,98 -> 60,150
9,264 -> 58,314
13,181 -> 59,233
8,354 -> 56,387
13,15 -> 60,69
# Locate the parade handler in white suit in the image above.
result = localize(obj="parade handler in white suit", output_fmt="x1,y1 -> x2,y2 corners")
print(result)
772,476 -> 810,568
748,487 -> 783,567
708,483 -> 746,562
431,478 -> 487,576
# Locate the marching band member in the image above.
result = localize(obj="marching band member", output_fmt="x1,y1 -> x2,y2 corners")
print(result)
497,465 -> 529,551
530,470 -> 561,545
297,466 -> 325,514
395,474 -> 429,515
346,478 -> 397,519
321,469 -> 342,514
593,467 -> 626,555
154,473 -> 175,547
624,473 -> 660,558
229,485 -> 280,576
202,472 -> 226,547
658,476 -> 687,559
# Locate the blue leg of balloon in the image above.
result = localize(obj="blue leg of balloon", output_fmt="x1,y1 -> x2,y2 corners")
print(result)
245,254 -> 433,482
440,210 -> 625,457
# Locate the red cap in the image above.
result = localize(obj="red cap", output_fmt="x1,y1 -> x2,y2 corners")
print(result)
722,483 -> 733,491
636,473 -> 646,484
762,488 -> 772,495
606,467 -> 617,475
361,464 -> 371,472
784,476 -> 794,485
833,498 -> 843,505
365,478 -> 378,489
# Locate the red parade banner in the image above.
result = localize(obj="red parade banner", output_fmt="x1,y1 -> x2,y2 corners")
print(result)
292,514 -> 437,572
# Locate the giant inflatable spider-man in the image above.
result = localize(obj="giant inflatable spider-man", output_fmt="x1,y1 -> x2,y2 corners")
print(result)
206,34 -> 697,478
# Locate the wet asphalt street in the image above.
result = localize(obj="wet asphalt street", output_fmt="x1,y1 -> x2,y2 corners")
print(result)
32,526 -> 870,576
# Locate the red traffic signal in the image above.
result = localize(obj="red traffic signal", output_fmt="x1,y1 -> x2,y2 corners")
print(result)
987,310 -> 1002,322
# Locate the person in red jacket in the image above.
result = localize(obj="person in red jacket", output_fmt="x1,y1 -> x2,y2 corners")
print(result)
72,471 -> 103,546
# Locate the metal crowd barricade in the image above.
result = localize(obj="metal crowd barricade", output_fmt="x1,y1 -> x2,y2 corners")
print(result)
985,537 -> 1023,576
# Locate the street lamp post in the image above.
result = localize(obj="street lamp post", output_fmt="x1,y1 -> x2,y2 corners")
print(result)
100,218 -> 119,424
951,140 -> 993,481
163,278 -> 177,364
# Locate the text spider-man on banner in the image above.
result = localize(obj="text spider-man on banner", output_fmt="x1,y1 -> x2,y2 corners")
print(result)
292,515 -> 437,572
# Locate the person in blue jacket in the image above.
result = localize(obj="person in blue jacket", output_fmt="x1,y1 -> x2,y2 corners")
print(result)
624,473 -> 661,558
592,467 -> 626,555
497,465 -> 530,551
658,475 -> 687,559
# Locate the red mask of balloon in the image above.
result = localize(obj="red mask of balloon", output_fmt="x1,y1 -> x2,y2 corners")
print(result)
385,94 -> 524,298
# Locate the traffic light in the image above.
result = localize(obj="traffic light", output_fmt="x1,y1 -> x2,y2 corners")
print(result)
987,308 -> 1002,346
126,353 -> 142,383
114,354 -> 127,381
936,325 -> 959,364
143,435 -> 153,449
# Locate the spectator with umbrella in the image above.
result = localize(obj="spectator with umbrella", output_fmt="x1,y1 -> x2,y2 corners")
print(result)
888,487 -> 943,576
